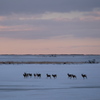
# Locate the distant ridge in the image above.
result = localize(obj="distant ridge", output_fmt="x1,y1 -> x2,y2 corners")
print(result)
0,54 -> 100,56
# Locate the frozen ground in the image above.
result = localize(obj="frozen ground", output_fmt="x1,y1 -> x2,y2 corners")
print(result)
0,55 -> 100,63
0,63 -> 100,100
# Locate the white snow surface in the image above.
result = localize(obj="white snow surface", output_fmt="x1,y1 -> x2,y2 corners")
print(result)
0,64 -> 100,100
0,55 -> 100,62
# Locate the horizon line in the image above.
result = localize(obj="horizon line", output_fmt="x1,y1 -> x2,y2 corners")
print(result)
0,54 -> 100,56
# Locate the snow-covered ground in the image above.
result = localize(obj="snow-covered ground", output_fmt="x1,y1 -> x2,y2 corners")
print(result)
0,64 -> 100,100
0,55 -> 100,63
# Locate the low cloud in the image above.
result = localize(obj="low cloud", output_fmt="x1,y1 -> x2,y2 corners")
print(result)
0,0 -> 100,15
0,19 -> 100,40
0,25 -> 43,32
0,5 -> 100,40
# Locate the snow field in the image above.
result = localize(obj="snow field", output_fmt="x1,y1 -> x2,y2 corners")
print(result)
0,64 -> 100,100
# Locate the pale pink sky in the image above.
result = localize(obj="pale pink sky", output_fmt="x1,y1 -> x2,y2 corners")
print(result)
0,37 -> 100,54
0,0 -> 100,54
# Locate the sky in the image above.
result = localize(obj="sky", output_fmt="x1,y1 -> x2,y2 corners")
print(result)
0,0 -> 100,54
